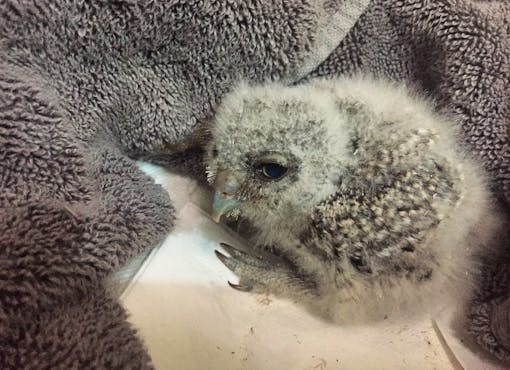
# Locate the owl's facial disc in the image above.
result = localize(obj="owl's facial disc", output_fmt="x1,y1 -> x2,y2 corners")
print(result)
210,153 -> 295,222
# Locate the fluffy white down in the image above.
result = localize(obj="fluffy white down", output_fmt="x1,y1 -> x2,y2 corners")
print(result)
207,76 -> 504,323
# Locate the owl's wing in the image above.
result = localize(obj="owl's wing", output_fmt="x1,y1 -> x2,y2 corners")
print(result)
300,130 -> 461,283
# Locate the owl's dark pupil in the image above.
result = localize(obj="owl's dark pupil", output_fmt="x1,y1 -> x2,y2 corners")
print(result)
261,163 -> 287,179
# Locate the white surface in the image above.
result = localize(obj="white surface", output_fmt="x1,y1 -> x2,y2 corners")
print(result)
121,164 -> 467,370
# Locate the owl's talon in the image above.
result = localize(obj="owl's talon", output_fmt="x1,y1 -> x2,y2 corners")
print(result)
217,243 -> 295,295
228,281 -> 252,292
214,249 -> 230,265
219,242 -> 248,258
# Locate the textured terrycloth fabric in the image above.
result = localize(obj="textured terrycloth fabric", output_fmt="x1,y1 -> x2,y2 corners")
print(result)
0,0 -> 368,368
0,0 -> 509,368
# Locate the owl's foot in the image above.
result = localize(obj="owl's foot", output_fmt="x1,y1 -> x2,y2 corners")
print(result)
215,242 -> 317,297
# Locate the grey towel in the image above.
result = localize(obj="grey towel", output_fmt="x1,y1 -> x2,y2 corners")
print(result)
0,0 -> 509,368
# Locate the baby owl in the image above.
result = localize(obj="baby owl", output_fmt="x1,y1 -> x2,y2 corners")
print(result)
206,77 -> 501,323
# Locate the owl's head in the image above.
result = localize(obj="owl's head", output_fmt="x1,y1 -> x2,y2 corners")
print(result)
206,82 -> 353,234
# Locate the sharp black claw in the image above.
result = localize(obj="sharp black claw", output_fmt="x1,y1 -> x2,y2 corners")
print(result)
228,281 -> 252,292
214,249 -> 230,265
219,242 -> 236,251
219,242 -> 246,258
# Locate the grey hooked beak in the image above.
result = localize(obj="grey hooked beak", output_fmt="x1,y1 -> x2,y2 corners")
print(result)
211,171 -> 242,223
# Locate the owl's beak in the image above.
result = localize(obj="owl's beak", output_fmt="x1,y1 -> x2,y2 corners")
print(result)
211,191 -> 241,223
211,171 -> 242,223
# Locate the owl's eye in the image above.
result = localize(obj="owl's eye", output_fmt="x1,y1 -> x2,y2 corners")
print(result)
255,162 -> 288,181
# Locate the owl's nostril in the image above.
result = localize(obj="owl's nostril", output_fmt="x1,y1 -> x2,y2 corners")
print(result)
211,190 -> 242,223
214,170 -> 240,196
